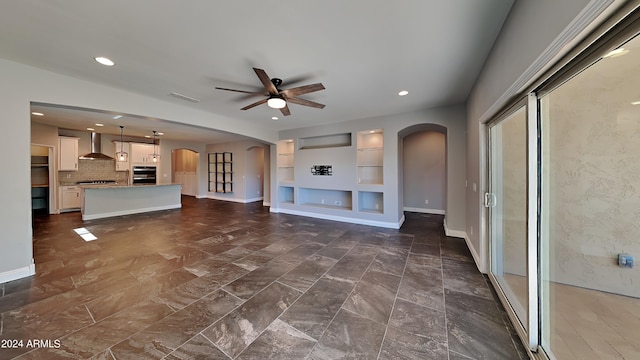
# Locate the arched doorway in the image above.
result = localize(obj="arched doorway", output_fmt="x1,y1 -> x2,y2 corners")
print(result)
245,146 -> 265,202
398,124 -> 448,215
172,148 -> 199,196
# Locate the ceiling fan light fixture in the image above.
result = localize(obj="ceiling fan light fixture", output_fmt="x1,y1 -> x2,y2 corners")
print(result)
267,96 -> 287,109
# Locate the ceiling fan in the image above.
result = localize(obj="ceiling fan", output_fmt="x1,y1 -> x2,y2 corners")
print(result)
215,68 -> 325,116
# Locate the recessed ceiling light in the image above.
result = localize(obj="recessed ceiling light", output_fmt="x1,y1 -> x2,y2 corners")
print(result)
95,123 -> 104,127
113,115 -> 122,119
398,90 -> 409,96
94,56 -> 115,66
31,112 -> 44,116
145,135 -> 151,138
603,48 -> 629,58
272,117 -> 279,120
370,130 -> 375,133
87,127 -> 95,131
158,132 -> 164,136
632,101 -> 640,105
287,140 -> 293,143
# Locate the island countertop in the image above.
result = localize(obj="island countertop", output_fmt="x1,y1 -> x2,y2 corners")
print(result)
81,183 -> 182,221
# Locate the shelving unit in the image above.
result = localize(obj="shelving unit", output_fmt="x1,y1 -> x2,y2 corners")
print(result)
357,129 -> 383,185
31,155 -> 49,214
277,140 -> 295,182
209,152 -> 233,193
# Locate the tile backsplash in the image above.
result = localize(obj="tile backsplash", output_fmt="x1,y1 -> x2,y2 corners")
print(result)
59,159 -> 128,184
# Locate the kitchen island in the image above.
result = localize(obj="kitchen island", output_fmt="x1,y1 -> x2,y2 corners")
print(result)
81,183 -> 181,221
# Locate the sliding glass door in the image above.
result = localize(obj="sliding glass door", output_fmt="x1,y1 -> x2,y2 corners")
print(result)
486,10 -> 640,358
488,106 -> 529,332
538,33 -> 640,360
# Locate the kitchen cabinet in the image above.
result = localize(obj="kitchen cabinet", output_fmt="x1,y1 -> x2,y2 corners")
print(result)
130,143 -> 157,164
113,141 -> 130,171
58,137 -> 79,171
60,186 -> 81,211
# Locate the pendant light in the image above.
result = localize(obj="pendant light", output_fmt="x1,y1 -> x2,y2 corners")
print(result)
149,130 -> 160,162
115,126 -> 128,162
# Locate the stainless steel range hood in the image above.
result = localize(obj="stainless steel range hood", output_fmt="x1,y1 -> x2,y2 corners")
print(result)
79,132 -> 114,160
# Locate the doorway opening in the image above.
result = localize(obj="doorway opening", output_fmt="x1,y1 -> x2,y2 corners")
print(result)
399,124 -> 448,216
171,148 -> 199,196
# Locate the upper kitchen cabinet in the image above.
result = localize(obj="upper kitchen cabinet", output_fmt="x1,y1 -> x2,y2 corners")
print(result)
113,141 -> 130,171
130,143 -> 156,164
58,136 -> 78,171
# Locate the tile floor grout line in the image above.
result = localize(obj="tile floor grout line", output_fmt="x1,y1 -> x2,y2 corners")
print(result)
199,329 -> 235,359
375,233 -> 414,360
231,289 -> 307,359
305,243 -> 380,356
84,304 -> 96,324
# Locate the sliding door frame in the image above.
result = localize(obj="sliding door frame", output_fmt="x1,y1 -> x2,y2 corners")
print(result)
484,3 -> 640,359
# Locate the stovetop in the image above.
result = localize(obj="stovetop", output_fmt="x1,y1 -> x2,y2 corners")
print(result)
76,180 -> 117,184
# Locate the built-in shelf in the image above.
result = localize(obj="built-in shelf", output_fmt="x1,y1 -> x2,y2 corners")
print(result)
299,188 -> 352,210
30,155 -> 49,214
299,133 -> 352,150
278,140 -> 295,182
358,191 -> 384,214
279,186 -> 294,204
357,130 -> 383,185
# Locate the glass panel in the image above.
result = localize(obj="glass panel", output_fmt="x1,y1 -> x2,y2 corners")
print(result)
540,34 -> 640,360
489,106 -> 529,328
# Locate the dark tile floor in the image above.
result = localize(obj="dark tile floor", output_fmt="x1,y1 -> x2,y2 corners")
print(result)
0,196 -> 528,359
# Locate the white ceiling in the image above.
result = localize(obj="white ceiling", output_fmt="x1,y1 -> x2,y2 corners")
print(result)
1,0 -> 514,142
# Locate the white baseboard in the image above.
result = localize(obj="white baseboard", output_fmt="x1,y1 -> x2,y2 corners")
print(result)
195,194 -> 207,199
271,207 -> 404,229
0,263 -> 35,284
443,219 -> 483,273
82,204 -> 182,221
204,195 -> 264,204
262,201 -> 271,207
403,207 -> 446,215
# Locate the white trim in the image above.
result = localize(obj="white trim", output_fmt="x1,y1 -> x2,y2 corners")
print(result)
262,201 -> 271,207
195,194 -> 207,199
271,207 -> 405,229
0,263 -> 36,284
403,206 -> 445,215
479,0 -> 615,124
204,195 -> 263,204
81,203 -> 181,220
444,219 -> 483,273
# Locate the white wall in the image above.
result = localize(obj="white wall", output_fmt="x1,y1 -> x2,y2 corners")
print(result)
465,0 -> 617,272
0,58 -> 277,283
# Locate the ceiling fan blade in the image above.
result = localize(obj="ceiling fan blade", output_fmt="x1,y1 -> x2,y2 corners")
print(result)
241,98 -> 268,110
215,87 -> 264,95
253,68 -> 278,95
283,73 -> 316,87
286,97 -> 325,109
281,83 -> 325,98
280,105 -> 291,116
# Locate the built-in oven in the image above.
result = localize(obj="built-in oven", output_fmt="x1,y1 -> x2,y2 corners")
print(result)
132,166 -> 157,185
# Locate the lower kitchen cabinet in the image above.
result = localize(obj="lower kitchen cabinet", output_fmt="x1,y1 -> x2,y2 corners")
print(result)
60,186 -> 82,211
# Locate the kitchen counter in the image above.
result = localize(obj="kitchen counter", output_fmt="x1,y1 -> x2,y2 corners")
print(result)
81,183 -> 181,221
